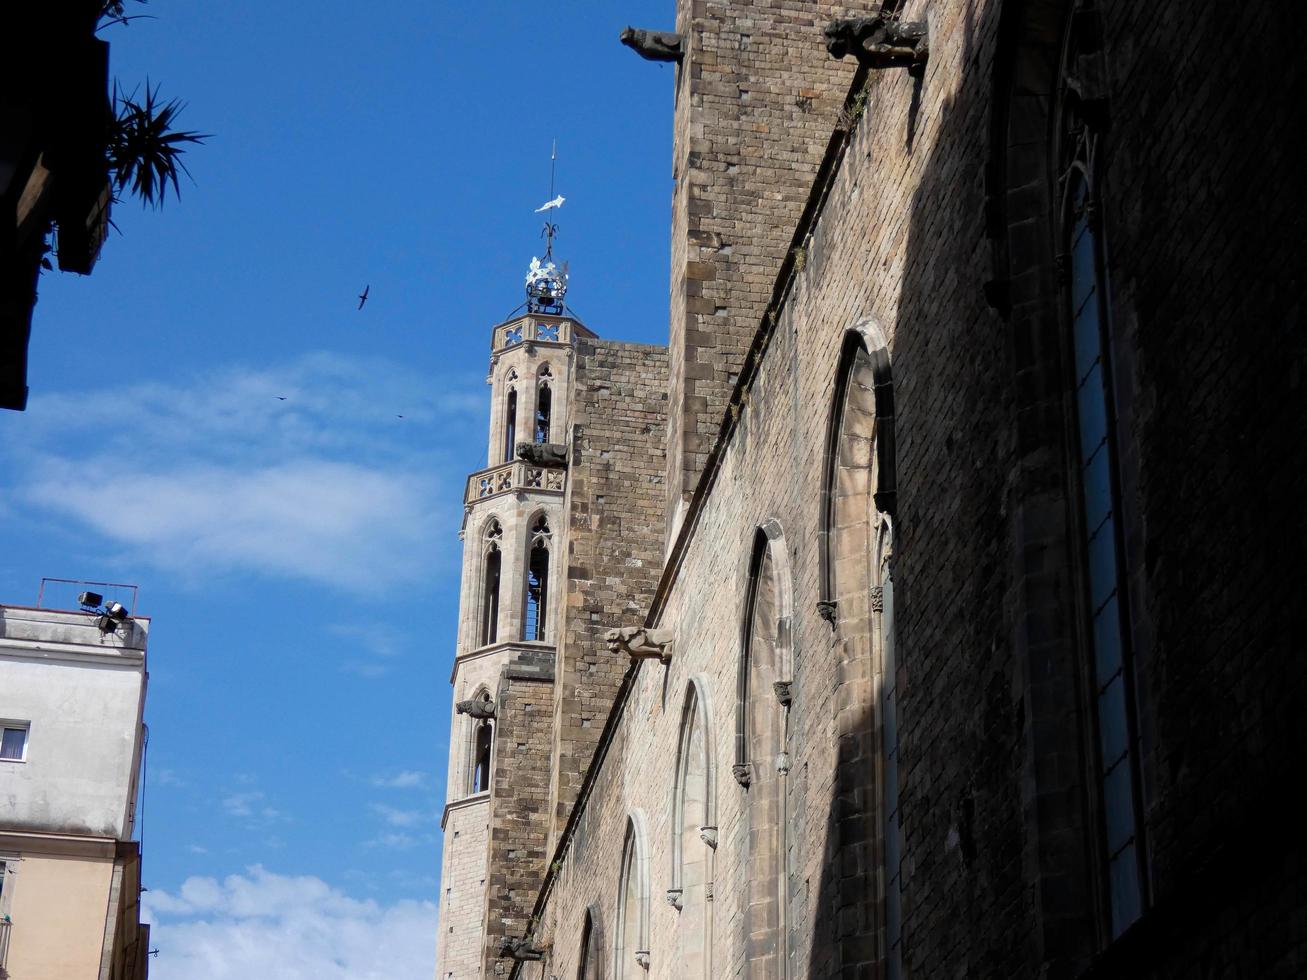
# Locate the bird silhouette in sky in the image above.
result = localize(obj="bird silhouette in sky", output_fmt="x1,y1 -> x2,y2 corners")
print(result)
275,395 -> 287,400
357,284 -> 370,310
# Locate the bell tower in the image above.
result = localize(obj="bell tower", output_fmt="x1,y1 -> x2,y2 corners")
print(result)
433,221 -> 595,979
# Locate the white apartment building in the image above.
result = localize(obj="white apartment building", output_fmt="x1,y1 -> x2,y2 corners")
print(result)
0,601 -> 149,980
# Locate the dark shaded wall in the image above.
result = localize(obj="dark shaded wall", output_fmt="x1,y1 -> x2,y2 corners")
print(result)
505,0 -> 1307,977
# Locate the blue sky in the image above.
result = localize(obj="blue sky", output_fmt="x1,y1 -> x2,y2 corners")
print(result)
0,2 -> 672,974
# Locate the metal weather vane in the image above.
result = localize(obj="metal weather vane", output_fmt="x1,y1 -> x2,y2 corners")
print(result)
525,140 -> 569,314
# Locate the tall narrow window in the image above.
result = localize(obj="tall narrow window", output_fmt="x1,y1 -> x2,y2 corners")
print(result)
503,388 -> 518,463
480,521 -> 503,646
524,515 -> 551,642
818,325 -> 899,977
470,691 -> 493,795
1059,26 -> 1146,937
614,817 -> 649,979
534,383 -> 552,443
578,910 -> 602,980
673,682 -> 713,980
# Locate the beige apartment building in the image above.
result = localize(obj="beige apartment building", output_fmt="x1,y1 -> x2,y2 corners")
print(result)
0,601 -> 149,980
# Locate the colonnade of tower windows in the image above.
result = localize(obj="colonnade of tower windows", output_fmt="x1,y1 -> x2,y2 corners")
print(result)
474,513 -> 555,657
500,362 -> 557,463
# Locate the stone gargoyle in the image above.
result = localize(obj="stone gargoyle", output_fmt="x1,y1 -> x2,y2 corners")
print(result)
824,16 -> 929,71
620,26 -> 684,63
455,698 -> 496,719
516,441 -> 569,468
498,937 -> 544,961
604,625 -> 674,665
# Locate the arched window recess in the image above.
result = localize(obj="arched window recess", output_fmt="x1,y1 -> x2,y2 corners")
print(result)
480,520 -> 503,647
817,323 -> 895,627
503,387 -> 518,463
614,813 -> 651,978
577,907 -> 603,980
670,678 -> 715,979
523,513 -> 552,642
734,521 -> 795,788
1056,7 -> 1146,939
535,381 -> 553,444
465,688 -> 494,796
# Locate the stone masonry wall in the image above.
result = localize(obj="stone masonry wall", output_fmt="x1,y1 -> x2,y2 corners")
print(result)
434,798 -> 489,980
502,0 -> 1306,977
547,340 -> 668,849
662,0 -> 854,535
481,651 -> 557,979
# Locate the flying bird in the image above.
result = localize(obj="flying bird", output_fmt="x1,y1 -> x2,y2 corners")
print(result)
357,284 -> 370,309
535,195 -> 565,212
275,396 -> 287,401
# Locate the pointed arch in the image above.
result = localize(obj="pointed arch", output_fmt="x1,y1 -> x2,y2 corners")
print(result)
614,811 -> 651,979
479,519 -> 504,647
535,380 -> 554,444
734,524 -> 792,977
734,520 -> 795,778
523,511 -> 553,642
503,387 -> 518,463
816,321 -> 899,977
671,676 -> 715,979
577,905 -> 604,980
987,0 -> 1145,954
817,320 -> 895,616
465,685 -> 494,796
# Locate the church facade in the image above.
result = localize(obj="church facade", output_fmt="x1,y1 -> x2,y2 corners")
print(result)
434,1 -> 1304,978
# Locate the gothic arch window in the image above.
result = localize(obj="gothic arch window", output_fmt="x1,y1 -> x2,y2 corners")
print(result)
535,381 -> 553,443
817,323 -> 900,977
523,513 -> 552,642
671,678 -> 715,980
1057,9 -> 1145,939
736,525 -> 791,976
480,520 -> 503,647
503,387 -> 518,463
578,908 -> 603,980
613,813 -> 650,978
467,688 -> 493,796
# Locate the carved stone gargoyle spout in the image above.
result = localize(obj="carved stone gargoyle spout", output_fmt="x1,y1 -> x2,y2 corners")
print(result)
455,698 -> 496,719
604,626 -> 674,665
824,17 -> 929,72
516,441 -> 569,468
498,937 -> 544,962
620,27 -> 684,63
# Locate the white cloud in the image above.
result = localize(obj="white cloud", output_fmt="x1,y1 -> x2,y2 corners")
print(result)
371,803 -> 423,827
362,831 -> 420,850
2,353 -> 479,595
370,770 -> 426,789
222,792 -> 264,818
142,866 -> 438,980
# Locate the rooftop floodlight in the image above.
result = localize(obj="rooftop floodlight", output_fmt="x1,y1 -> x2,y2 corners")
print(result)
96,614 -> 117,634
78,591 -> 104,609
105,601 -> 129,622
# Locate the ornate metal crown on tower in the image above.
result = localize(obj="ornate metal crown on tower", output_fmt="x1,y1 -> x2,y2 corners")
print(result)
525,145 -> 569,315
525,253 -> 567,314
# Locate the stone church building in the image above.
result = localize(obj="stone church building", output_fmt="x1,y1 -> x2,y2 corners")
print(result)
433,1 -> 1303,978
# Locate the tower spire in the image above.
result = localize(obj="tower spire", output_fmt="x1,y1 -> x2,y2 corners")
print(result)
526,139 -> 568,314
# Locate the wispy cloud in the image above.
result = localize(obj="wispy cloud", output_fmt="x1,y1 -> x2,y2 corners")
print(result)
221,790 -> 287,825
370,770 -> 426,789
370,803 -> 423,828
363,831 -> 421,850
1,352 -> 479,595
142,865 -> 438,980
